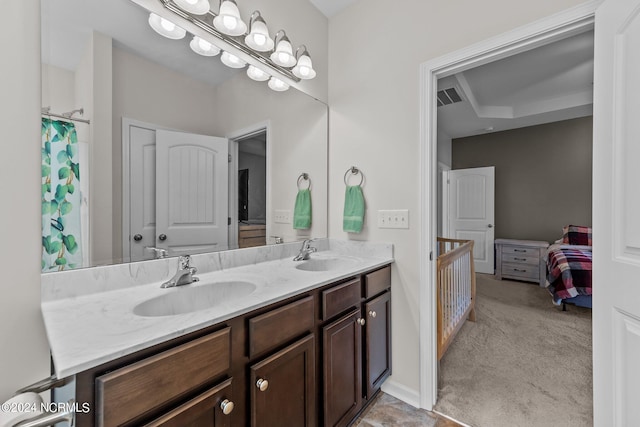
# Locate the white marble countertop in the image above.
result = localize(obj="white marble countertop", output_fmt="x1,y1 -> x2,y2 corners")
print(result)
41,239 -> 393,378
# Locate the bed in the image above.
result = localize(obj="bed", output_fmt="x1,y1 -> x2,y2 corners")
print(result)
545,225 -> 592,309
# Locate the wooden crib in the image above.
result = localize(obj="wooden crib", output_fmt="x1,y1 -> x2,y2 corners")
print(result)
437,238 -> 476,360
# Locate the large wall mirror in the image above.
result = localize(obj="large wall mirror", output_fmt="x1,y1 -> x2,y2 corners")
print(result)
41,0 -> 328,272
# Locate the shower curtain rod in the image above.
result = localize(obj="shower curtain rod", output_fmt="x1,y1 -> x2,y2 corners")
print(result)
41,108 -> 91,125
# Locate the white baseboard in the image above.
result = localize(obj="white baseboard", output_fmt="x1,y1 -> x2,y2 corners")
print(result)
380,379 -> 421,408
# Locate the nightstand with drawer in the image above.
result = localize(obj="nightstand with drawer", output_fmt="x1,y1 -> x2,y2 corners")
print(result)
495,239 -> 550,287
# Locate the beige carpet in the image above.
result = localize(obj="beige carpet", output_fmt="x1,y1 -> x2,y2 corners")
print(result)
434,274 -> 592,427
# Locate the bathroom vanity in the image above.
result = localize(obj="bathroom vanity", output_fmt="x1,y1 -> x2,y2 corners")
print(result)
40,240 -> 393,427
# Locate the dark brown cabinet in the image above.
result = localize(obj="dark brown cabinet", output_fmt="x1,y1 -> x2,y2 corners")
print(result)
364,291 -> 391,400
250,334 -> 316,427
143,378 -> 234,427
322,309 -> 362,427
322,266 -> 392,427
77,264 -> 391,427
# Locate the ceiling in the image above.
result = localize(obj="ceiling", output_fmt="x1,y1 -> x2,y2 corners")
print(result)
308,0 -> 356,18
437,30 -> 594,139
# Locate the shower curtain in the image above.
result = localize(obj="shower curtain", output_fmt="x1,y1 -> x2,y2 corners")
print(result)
42,118 -> 83,271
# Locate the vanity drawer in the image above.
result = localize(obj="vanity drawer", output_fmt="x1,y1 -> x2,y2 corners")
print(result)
96,327 -> 231,427
249,296 -> 314,359
364,266 -> 391,298
322,278 -> 361,321
501,263 -> 539,281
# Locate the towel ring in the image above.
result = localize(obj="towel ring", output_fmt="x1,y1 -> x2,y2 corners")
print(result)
344,166 -> 364,186
297,173 -> 311,190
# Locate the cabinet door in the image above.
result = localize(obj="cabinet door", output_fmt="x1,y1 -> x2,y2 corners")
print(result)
364,291 -> 391,400
250,334 -> 316,427
143,378 -> 234,427
323,309 -> 362,427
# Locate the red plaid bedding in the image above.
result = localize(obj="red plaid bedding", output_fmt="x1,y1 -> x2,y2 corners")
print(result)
546,245 -> 592,304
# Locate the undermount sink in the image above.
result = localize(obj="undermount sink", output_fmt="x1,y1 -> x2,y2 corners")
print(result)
133,281 -> 257,317
295,257 -> 358,272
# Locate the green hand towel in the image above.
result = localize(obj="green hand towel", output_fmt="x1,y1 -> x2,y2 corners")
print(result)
343,185 -> 365,233
293,188 -> 312,229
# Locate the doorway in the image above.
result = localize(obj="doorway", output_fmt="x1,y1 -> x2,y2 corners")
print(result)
418,3 -> 598,411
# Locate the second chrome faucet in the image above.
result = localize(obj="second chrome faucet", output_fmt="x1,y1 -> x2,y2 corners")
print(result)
293,239 -> 317,261
161,255 -> 199,288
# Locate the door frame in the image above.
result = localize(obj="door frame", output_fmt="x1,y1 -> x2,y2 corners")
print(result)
226,121 -> 271,250
418,1 -> 600,409
121,117 -> 178,262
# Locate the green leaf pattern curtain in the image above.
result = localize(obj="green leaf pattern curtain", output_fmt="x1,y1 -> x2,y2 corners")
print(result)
42,118 -> 83,271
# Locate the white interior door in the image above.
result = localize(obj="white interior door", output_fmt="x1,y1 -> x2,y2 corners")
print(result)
156,129 -> 229,256
443,166 -> 495,274
129,124 -> 157,262
593,0 -> 640,425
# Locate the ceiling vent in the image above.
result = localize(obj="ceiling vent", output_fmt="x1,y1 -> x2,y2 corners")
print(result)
437,87 -> 463,107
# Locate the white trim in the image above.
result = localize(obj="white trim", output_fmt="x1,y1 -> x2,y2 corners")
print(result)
381,379 -> 421,409
418,0 -> 599,410
226,121 -> 271,246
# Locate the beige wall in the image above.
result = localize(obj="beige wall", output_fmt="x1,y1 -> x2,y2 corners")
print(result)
452,117 -> 593,243
328,0 -> 588,398
0,0 -> 50,401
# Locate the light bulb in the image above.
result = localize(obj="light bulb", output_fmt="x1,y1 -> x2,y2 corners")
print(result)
247,65 -> 270,81
223,15 -> 238,30
198,38 -> 212,50
185,0 -> 197,3
268,77 -> 289,91
160,18 -> 176,32
278,52 -> 290,63
299,66 -> 310,77
221,51 -> 246,68
253,33 -> 267,46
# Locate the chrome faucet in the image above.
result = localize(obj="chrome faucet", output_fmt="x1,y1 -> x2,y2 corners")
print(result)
161,255 -> 199,288
293,239 -> 317,261
146,246 -> 168,259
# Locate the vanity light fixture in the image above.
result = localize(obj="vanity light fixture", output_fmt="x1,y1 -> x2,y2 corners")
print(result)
149,0 -> 318,94
213,0 -> 247,36
148,13 -> 186,39
190,36 -> 221,56
244,11 -> 274,52
270,30 -> 296,67
173,0 -> 210,15
292,45 -> 316,80
221,51 -> 247,68
247,65 -> 270,81
268,77 -> 289,92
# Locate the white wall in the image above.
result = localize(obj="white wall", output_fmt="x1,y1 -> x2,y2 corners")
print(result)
328,0 -> 588,402
214,72 -> 329,243
0,0 -> 50,401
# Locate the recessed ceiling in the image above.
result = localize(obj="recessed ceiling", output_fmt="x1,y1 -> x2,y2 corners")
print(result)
437,30 -> 594,139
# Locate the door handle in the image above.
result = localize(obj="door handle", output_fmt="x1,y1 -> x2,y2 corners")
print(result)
487,224 -> 493,228
158,234 -> 167,241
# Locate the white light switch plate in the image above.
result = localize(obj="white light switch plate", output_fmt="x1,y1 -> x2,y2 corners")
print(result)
274,210 -> 291,224
377,209 -> 409,229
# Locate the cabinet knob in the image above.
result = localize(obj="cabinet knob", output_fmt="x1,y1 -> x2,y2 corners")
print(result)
133,234 -> 143,242
368,310 -> 377,318
158,234 -> 167,241
357,318 -> 366,326
256,378 -> 269,392
220,399 -> 234,415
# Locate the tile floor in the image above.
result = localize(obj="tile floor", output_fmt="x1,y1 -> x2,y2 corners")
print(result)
353,393 -> 464,427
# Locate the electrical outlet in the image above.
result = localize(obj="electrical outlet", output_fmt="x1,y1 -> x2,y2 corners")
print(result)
377,210 -> 409,229
274,210 -> 292,224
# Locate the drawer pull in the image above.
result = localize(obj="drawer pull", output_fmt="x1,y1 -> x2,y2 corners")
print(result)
513,268 -> 527,272
514,249 -> 527,253
357,318 -> 366,326
220,399 -> 234,415
514,257 -> 527,261
256,378 -> 269,392
368,310 -> 377,318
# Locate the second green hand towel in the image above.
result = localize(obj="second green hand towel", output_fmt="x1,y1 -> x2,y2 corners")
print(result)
343,185 -> 365,233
